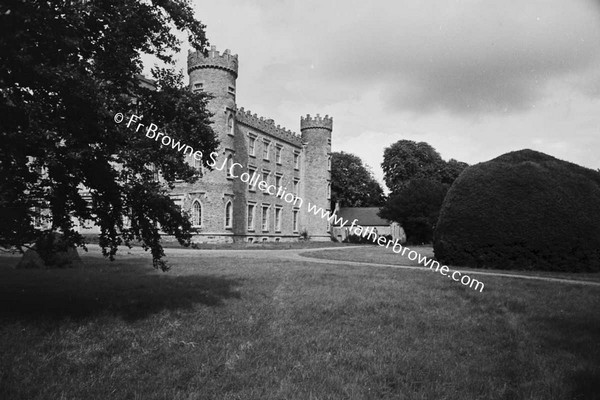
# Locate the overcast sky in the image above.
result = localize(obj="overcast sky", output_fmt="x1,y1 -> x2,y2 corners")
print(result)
154,0 -> 600,190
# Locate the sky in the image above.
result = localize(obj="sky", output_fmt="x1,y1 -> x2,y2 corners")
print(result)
148,0 -> 600,191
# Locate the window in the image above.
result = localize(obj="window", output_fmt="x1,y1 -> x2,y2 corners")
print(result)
228,86 -> 236,95
293,209 -> 299,232
263,139 -> 270,160
294,152 -> 300,169
225,201 -> 233,228
33,207 -> 43,227
276,146 -> 282,164
228,116 -> 234,136
275,207 -> 282,232
193,155 -> 202,169
262,169 -> 270,185
247,203 -> 256,231
226,155 -> 234,178
192,201 -> 202,227
193,82 -> 203,93
152,165 -> 160,182
261,205 -> 270,231
248,135 -> 256,156
275,174 -> 282,189
328,155 -> 331,170
327,219 -> 331,232
327,183 -> 331,199
248,167 -> 256,191
293,178 -> 300,196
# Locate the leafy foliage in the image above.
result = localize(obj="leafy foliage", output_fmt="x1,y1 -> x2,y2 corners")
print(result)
0,0 -> 218,270
330,151 -> 385,210
434,149 -> 600,272
379,140 -> 467,243
378,179 -> 447,244
381,140 -> 468,194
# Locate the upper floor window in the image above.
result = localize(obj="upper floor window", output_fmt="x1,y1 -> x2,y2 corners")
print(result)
248,167 -> 257,191
262,170 -> 270,185
293,178 -> 300,196
275,146 -> 283,164
226,154 -> 234,178
193,82 -> 203,93
228,116 -> 234,136
328,155 -> 331,170
327,183 -> 331,199
275,174 -> 282,189
294,152 -> 300,170
263,139 -> 270,160
248,135 -> 256,156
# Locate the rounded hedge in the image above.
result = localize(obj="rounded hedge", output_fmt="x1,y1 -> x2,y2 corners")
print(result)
433,149 -> 600,272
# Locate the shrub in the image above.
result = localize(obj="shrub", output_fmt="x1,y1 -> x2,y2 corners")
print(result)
342,233 -> 378,245
434,149 -> 600,272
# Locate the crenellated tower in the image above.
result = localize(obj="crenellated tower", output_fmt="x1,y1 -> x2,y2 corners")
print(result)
185,46 -> 239,239
300,114 -> 333,241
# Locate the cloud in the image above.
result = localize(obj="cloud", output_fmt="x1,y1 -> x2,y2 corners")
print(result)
305,0 -> 600,114
184,0 -> 600,185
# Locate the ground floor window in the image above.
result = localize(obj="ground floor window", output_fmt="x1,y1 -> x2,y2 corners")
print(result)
192,201 -> 202,227
293,209 -> 299,232
262,205 -> 270,231
225,201 -> 233,228
247,203 -> 255,231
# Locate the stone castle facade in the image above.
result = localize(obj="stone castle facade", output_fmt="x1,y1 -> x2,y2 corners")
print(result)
169,46 -> 332,243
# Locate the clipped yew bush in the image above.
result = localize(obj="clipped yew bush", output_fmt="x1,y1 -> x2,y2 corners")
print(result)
434,149 -> 600,272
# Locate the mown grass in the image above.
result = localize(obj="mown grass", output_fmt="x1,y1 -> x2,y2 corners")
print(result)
0,249 -> 599,399
303,245 -> 600,283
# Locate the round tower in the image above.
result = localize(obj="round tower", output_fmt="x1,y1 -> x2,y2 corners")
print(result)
187,45 -> 238,118
185,46 -> 239,241
300,114 -> 333,241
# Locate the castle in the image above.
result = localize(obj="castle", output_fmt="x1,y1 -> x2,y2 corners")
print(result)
168,46 -> 333,243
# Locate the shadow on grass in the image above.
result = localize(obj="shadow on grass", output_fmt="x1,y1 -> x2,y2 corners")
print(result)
0,256 -> 243,322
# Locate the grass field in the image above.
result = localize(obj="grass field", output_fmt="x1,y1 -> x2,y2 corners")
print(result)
0,246 -> 599,399
304,245 -> 600,283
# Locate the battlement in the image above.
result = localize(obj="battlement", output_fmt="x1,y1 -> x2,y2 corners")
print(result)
188,46 -> 239,78
300,114 -> 333,131
235,107 -> 302,147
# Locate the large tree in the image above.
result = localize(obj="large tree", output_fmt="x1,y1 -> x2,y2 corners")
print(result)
379,140 -> 468,243
378,179 -> 447,244
330,151 -> 385,210
0,0 -> 218,270
381,140 -> 468,193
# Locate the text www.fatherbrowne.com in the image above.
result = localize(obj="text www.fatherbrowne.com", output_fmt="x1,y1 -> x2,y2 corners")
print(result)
114,111 -> 484,292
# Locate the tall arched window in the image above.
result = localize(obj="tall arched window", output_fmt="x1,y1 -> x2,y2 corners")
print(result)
192,201 -> 202,227
225,201 -> 233,228
228,115 -> 234,136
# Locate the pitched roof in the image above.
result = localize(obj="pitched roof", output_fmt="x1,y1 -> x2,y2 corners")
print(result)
335,207 -> 389,226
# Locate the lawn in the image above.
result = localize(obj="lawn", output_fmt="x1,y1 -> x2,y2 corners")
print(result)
0,247 -> 599,399
303,245 -> 600,283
